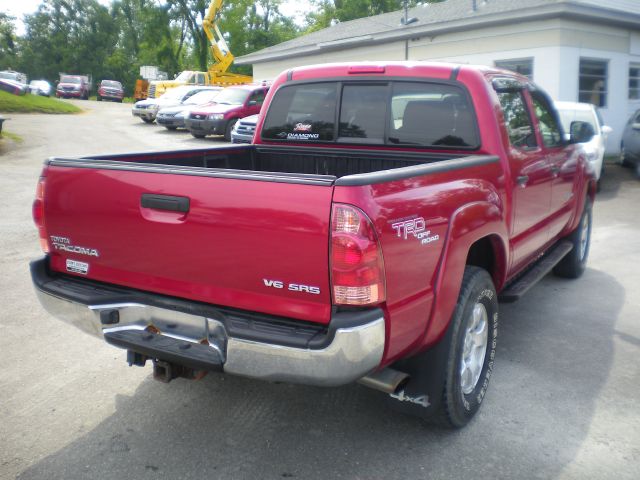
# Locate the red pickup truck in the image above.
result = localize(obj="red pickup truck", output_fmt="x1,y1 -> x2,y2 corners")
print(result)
31,62 -> 596,428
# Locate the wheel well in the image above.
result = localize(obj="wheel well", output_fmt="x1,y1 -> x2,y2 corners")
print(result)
466,236 -> 505,289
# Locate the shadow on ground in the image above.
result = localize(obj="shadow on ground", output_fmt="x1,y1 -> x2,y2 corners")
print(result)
18,268 -> 623,480
597,162 -> 638,202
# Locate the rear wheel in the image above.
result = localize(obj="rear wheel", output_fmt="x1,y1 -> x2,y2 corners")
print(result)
620,144 -> 632,167
165,126 -> 178,131
142,118 -> 154,124
434,267 -> 498,428
553,201 -> 592,279
192,133 -> 206,139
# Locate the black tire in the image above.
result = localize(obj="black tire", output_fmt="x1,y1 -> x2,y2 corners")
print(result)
224,118 -> 238,142
620,144 -> 632,168
97,95 -> 102,101
192,133 -> 206,139
433,267 -> 498,428
165,126 -> 178,131
553,201 -> 592,279
142,118 -> 154,124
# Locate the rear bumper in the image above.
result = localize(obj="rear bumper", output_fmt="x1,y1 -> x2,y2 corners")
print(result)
31,258 -> 385,386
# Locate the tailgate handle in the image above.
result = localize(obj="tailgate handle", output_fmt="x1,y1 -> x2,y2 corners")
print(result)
141,194 -> 190,213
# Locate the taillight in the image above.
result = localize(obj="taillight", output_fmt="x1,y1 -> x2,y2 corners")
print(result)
330,204 -> 386,306
32,172 -> 49,253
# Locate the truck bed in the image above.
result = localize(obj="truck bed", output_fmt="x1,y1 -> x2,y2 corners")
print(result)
68,145 -> 470,181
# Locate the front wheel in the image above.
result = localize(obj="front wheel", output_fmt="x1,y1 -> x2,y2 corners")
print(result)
142,118 -> 154,124
224,118 -> 238,142
191,133 -> 206,139
620,144 -> 632,167
553,201 -> 592,278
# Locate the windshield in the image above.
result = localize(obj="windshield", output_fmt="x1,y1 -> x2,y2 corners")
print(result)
557,108 -> 597,133
61,76 -> 81,84
101,80 -> 122,89
213,88 -> 248,105
184,89 -> 220,105
159,87 -> 191,101
174,71 -> 194,82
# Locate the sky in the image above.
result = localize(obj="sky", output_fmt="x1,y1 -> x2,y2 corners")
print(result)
3,0 -> 309,36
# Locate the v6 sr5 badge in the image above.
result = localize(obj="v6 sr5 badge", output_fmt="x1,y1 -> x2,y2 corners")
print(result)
391,217 -> 440,246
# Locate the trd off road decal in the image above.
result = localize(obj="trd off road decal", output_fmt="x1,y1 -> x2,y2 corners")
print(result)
391,217 -> 440,246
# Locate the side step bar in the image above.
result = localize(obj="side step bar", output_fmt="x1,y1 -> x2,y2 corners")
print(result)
499,240 -> 573,303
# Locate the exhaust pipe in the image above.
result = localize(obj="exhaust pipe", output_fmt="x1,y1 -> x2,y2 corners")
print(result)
358,367 -> 409,394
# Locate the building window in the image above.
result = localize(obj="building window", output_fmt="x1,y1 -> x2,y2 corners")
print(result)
494,58 -> 534,79
579,58 -> 608,107
629,63 -> 640,100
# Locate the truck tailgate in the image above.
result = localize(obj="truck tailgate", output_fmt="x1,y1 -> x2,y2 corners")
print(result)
43,164 -> 334,324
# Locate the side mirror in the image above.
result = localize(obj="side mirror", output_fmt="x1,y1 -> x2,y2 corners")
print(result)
601,125 -> 613,135
569,121 -> 595,144
632,123 -> 640,131
247,100 -> 257,106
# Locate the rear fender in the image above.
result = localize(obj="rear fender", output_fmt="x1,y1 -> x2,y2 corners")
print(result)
422,201 -> 507,348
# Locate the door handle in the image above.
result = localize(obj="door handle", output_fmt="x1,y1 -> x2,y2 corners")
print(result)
141,194 -> 190,213
516,175 -> 529,186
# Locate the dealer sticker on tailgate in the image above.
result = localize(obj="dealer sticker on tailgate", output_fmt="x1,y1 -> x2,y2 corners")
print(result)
66,259 -> 89,275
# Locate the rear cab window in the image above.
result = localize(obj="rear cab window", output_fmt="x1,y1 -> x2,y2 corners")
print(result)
261,80 -> 479,149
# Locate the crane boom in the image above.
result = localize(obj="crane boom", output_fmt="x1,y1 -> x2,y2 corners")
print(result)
202,0 -> 252,85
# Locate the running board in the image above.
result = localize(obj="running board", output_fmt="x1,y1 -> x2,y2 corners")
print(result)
499,240 -> 573,303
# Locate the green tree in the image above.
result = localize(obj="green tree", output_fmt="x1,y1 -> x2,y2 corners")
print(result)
0,13 -> 17,70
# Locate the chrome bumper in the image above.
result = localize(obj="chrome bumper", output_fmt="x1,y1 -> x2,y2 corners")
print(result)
33,271 -> 385,387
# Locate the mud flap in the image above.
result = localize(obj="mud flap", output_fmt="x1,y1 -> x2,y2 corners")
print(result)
384,321 -> 454,419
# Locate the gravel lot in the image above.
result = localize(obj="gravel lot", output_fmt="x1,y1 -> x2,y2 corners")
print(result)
1,99 -> 639,480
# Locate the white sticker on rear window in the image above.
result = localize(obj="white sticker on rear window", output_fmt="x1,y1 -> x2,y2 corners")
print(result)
66,259 -> 89,275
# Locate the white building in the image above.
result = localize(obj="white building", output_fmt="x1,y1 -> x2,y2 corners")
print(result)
236,0 -> 640,153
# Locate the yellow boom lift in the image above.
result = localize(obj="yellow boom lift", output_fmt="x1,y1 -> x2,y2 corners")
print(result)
148,0 -> 252,98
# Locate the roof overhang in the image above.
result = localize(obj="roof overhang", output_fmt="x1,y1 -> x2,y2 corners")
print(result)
236,2 -> 640,65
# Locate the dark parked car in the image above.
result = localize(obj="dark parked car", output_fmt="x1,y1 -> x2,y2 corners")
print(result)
97,80 -> 124,102
156,87 -> 222,130
620,109 -> 640,176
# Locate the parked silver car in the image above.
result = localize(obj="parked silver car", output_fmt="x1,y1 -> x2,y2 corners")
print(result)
230,114 -> 259,143
156,88 -> 222,130
132,85 -> 217,124
620,109 -> 640,177
28,80 -> 51,97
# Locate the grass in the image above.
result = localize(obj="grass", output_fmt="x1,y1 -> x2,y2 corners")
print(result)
0,91 -> 82,114
0,130 -> 23,142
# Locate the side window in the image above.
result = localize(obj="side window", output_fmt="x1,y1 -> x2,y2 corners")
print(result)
339,84 -> 387,141
496,91 -> 537,149
531,92 -> 563,147
196,73 -> 205,84
250,89 -> 266,106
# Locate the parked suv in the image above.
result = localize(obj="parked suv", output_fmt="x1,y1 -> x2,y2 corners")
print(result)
56,75 -> 90,100
555,101 -> 611,188
97,80 -> 124,102
231,114 -> 259,143
185,84 -> 269,140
